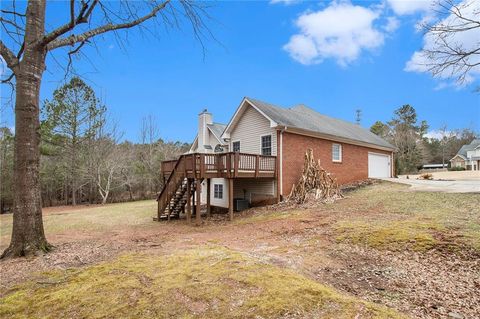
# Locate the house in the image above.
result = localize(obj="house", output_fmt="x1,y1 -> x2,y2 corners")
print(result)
450,139 -> 480,170
156,97 -> 395,222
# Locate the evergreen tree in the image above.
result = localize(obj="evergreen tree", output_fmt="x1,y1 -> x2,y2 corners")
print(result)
42,77 -> 106,205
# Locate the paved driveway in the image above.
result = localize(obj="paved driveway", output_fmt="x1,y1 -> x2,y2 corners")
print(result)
382,178 -> 480,193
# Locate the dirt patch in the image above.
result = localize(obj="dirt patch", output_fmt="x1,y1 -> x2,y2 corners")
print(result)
316,244 -> 480,319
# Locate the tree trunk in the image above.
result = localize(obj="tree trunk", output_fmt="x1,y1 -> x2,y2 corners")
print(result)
2,0 -> 50,258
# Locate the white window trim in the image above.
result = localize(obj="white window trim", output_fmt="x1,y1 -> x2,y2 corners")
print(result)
260,134 -> 272,156
332,143 -> 342,163
232,140 -> 241,152
214,184 -> 223,199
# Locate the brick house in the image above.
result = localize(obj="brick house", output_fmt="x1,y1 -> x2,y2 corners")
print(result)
157,97 -> 394,222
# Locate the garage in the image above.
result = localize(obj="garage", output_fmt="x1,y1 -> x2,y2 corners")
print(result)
368,153 -> 391,178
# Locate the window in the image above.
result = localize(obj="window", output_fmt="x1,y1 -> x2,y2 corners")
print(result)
232,141 -> 240,152
261,135 -> 272,156
332,143 -> 342,162
214,184 -> 223,199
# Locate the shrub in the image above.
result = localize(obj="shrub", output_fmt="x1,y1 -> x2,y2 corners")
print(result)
419,173 -> 433,180
449,166 -> 465,171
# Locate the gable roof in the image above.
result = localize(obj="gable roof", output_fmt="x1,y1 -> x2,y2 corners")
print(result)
188,122 -> 227,153
223,97 -> 394,151
453,139 -> 480,160
207,123 -> 227,143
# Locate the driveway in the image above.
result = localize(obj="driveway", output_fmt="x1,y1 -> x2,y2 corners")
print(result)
398,170 -> 480,181
382,178 -> 480,193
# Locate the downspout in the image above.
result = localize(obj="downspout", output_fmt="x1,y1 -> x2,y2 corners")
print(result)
279,126 -> 287,199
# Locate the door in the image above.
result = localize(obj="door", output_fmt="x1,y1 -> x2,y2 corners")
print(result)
368,153 -> 391,178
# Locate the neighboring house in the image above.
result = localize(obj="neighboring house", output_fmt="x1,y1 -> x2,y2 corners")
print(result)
450,139 -> 480,170
421,164 -> 448,170
157,97 -> 395,222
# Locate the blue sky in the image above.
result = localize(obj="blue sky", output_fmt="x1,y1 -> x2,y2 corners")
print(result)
1,0 -> 479,143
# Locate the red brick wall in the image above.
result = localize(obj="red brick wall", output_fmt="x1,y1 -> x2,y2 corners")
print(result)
281,131 -> 393,196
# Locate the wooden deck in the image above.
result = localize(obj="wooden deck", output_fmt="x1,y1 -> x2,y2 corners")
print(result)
161,152 -> 277,180
157,152 -> 277,223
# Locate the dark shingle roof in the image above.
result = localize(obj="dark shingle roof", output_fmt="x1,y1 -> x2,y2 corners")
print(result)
246,97 -> 394,150
456,139 -> 480,158
207,123 -> 227,142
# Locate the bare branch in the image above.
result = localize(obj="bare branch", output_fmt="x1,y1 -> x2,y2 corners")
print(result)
47,0 -> 171,51
0,9 -> 26,17
0,16 -> 25,31
37,0 -> 98,48
66,40 -> 88,76
418,0 -> 480,85
0,40 -> 19,73
70,0 -> 75,28
1,72 -> 15,84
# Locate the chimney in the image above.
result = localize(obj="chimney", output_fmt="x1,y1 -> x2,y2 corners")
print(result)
198,109 -> 212,152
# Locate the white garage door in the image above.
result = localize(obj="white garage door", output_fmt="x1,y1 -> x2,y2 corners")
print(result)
368,153 -> 391,178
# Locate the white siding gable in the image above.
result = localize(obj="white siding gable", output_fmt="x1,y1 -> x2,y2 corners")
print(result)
229,105 -> 277,156
191,129 -> 222,153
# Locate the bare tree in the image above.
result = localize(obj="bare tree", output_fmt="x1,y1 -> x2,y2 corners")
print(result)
95,140 -> 122,205
420,0 -> 480,85
139,115 -> 160,195
0,0 -> 211,258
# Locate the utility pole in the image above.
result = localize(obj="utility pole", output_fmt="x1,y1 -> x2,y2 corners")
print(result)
355,109 -> 362,125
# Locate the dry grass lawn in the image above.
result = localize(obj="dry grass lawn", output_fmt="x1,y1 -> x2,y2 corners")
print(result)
332,183 -> 480,252
0,182 -> 478,318
0,247 -> 401,319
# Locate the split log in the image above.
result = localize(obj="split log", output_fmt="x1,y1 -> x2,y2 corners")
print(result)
287,149 -> 343,204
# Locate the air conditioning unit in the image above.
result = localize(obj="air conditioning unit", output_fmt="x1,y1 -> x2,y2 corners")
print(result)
233,198 -> 249,211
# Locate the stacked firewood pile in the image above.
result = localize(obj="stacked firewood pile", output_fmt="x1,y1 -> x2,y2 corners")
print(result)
287,149 -> 343,204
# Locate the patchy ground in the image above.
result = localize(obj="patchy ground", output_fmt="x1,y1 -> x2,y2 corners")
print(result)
1,182 -> 479,319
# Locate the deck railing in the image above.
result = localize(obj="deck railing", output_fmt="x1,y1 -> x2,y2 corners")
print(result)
161,152 -> 276,179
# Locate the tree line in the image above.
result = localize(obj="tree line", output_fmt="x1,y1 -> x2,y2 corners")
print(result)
370,104 -> 476,175
0,77 -> 190,213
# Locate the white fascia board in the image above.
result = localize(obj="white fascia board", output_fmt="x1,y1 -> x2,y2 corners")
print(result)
221,97 -> 278,140
189,135 -> 199,153
207,126 -> 225,145
449,154 -> 466,162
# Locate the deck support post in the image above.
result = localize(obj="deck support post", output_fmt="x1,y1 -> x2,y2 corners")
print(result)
206,178 -> 211,218
186,179 -> 191,224
228,178 -> 234,221
196,178 -> 201,225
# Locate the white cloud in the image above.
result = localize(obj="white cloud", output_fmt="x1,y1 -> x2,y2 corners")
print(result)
283,2 -> 387,66
405,0 -> 480,86
424,130 -> 456,139
433,81 -> 449,91
386,0 -> 436,15
270,0 -> 300,5
384,16 -> 400,32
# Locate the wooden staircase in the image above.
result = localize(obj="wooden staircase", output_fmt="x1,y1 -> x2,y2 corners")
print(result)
156,155 -> 204,221
158,178 -> 198,220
